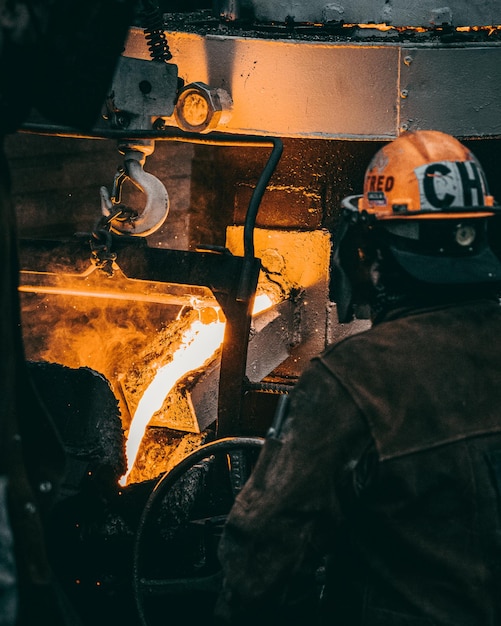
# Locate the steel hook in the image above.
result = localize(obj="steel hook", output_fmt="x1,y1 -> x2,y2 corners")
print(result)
100,149 -> 169,237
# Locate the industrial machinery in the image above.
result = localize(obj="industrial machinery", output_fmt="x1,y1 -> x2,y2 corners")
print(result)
9,1 -> 501,624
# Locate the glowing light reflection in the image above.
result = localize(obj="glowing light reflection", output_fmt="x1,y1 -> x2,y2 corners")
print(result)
120,316 -> 225,485
253,293 -> 274,315
119,292 -> 276,485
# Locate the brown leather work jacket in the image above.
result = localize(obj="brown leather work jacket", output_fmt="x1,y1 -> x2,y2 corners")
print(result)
216,298 -> 501,626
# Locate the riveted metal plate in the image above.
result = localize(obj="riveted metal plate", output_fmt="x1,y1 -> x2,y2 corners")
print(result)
216,0 -> 501,27
125,28 -> 501,140
400,46 -> 501,138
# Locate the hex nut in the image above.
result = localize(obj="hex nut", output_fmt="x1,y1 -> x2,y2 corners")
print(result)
174,82 -> 233,133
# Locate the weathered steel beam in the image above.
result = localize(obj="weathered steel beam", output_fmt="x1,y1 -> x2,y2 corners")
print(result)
215,0 -> 501,28
124,28 -> 501,140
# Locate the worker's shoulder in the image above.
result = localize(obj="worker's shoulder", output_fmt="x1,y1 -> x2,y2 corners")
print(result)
318,299 -> 501,370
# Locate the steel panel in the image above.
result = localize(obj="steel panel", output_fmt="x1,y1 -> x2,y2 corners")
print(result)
223,0 -> 501,27
124,29 -> 501,139
400,46 -> 501,138
125,29 -> 400,140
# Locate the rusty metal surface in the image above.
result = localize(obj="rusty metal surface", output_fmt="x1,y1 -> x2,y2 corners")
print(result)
226,227 -> 333,370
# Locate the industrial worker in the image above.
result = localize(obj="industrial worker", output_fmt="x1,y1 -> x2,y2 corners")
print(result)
0,2 -> 138,624
215,130 -> 501,625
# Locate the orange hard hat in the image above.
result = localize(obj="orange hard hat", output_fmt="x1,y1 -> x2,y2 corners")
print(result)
343,130 -> 495,219
333,131 -> 501,323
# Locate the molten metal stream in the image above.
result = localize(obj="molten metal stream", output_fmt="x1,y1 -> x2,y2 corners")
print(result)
120,293 -> 273,485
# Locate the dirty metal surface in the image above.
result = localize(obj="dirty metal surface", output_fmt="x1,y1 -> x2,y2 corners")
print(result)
212,0 -> 501,27
124,24 -> 501,140
400,46 -> 501,137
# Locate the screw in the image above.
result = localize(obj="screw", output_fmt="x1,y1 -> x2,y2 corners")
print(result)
39,481 -> 52,494
139,80 -> 152,94
24,502 -> 37,515
404,55 -> 413,66
152,117 -> 166,131
400,89 -> 409,98
115,113 -> 130,129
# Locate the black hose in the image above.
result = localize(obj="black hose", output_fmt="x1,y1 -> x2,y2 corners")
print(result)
237,136 -> 283,300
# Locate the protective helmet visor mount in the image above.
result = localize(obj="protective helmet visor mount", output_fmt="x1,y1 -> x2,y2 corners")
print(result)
380,217 -> 501,285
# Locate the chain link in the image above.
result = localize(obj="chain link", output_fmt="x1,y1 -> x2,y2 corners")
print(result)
87,206 -> 137,276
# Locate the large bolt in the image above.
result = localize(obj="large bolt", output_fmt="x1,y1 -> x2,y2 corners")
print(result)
174,82 -> 233,133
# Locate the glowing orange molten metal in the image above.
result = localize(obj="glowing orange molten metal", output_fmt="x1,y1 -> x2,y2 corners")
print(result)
120,294 -> 274,485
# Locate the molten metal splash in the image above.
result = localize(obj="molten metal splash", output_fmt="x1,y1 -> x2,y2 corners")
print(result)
119,293 -> 274,485
120,315 -> 225,485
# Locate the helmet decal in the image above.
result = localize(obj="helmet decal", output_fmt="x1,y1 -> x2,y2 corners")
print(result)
356,131 -> 495,217
366,175 -> 395,192
367,190 -> 388,206
416,160 -> 486,211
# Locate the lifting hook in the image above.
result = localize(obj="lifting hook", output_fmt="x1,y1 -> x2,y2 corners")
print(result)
100,148 -> 169,237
